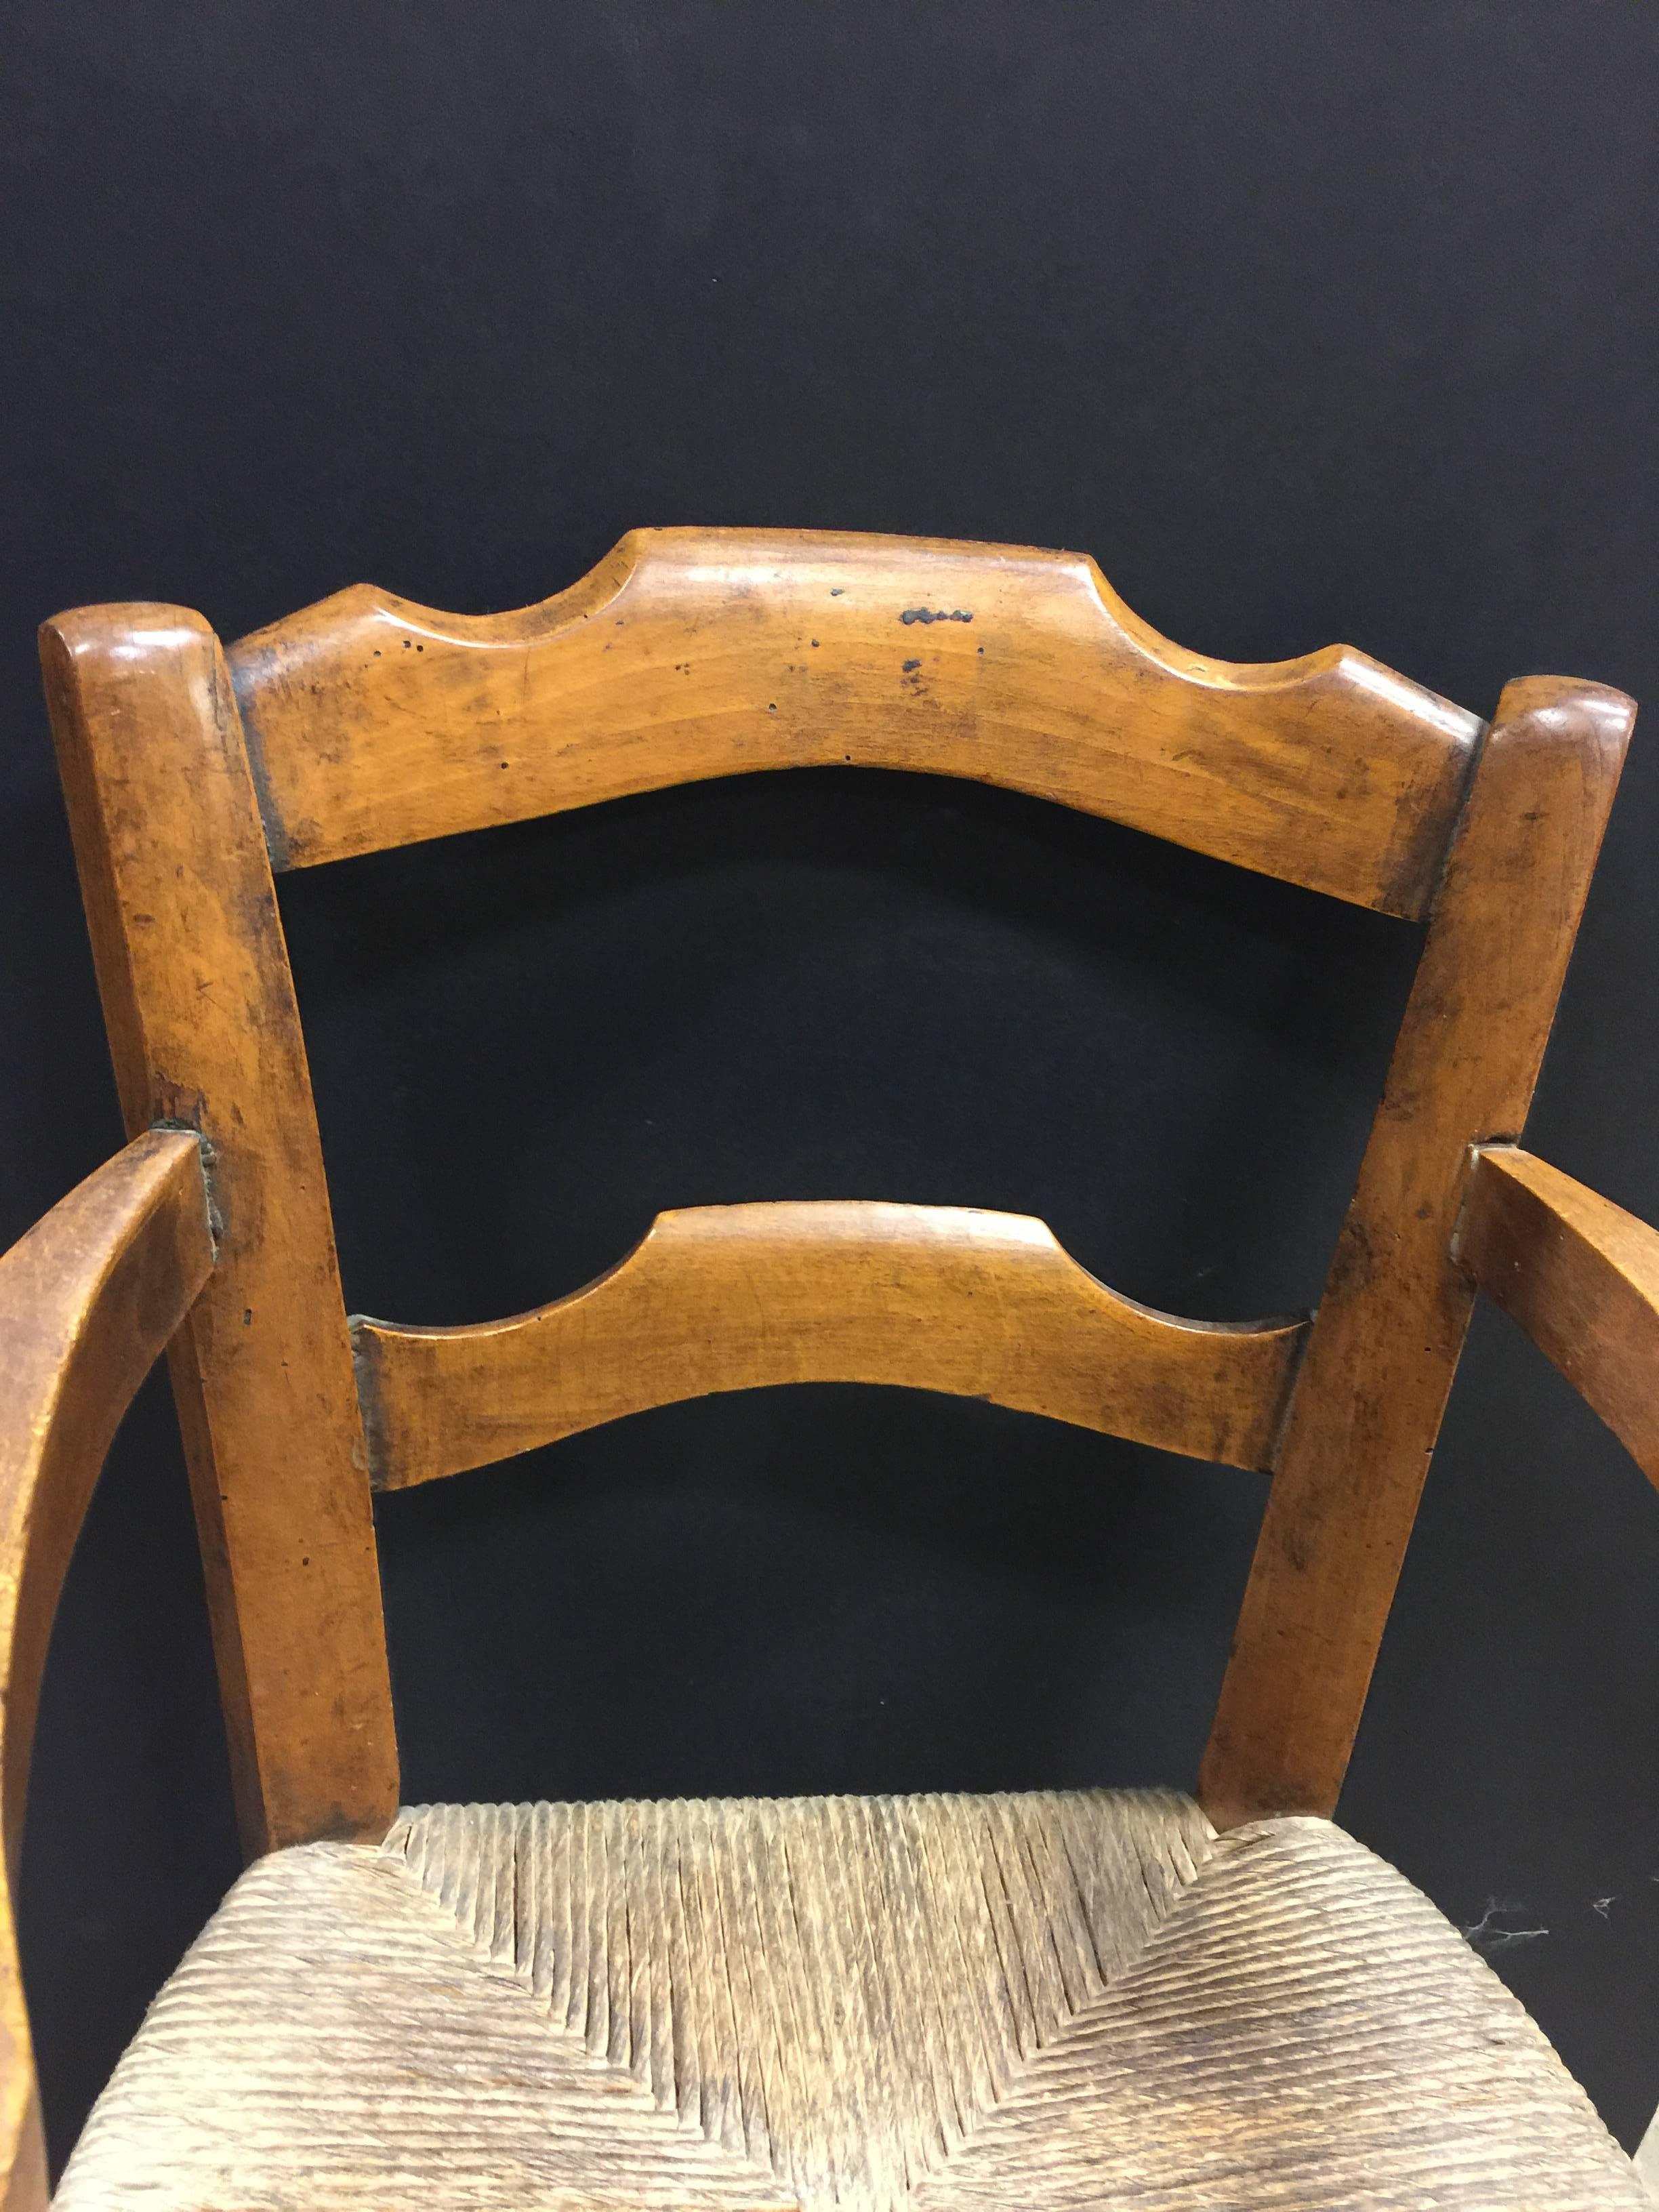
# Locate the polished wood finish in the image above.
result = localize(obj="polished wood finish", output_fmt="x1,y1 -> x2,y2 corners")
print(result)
354,1200 -> 1311,1490
1462,1146 -> 1659,1487
228,529 -> 1481,917
36,546 -> 1637,1855
1202,677 -> 1635,1829
29,533 -> 1650,2203
39,607 -> 399,1858
0,1132 -> 215,2212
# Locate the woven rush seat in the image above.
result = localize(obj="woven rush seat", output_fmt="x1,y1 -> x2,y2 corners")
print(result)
54,1788 -> 1640,2211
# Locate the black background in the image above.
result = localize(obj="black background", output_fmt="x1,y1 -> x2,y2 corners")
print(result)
5,0 -> 1658,2170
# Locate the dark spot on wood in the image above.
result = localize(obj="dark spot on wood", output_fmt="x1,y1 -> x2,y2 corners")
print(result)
902,659 -> 921,673
153,1082 -> 207,1133
811,639 -> 819,648
830,588 -> 844,596
901,608 -> 974,626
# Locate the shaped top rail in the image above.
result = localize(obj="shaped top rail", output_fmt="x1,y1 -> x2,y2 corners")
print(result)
230,529 -> 1481,915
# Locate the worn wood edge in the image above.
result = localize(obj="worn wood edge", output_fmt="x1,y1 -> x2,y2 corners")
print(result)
0,1131 -> 214,2212
352,1199 -> 1310,1490
228,527 -> 1481,914
1201,674 -> 1636,1830
1461,1145 -> 1659,1488
39,603 -> 401,1859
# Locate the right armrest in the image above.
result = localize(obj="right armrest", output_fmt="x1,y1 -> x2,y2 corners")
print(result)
0,1132 -> 214,2211
1461,1145 -> 1659,1488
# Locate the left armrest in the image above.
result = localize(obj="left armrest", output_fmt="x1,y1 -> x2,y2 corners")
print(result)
0,1132 -> 214,2211
1461,1145 -> 1659,1488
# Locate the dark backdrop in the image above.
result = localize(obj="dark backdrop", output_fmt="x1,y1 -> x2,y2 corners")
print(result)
5,0 -> 1658,2169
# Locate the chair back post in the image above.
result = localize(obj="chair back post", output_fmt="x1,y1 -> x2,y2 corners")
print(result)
1201,676 -> 1633,1828
39,607 -> 398,1858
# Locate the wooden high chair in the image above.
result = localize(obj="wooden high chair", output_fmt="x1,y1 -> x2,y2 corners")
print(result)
6,530 -> 1655,2207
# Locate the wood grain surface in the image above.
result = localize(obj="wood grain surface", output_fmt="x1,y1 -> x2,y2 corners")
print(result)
0,1132 -> 214,2212
41,607 -> 400,1857
42,594 -> 1635,1847
228,529 -> 1481,916
1202,676 -> 1635,1829
352,1200 -> 1310,1490
1463,1145 -> 1659,1487
35,541 -> 1647,2207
